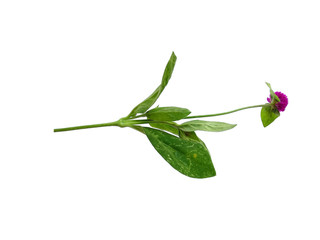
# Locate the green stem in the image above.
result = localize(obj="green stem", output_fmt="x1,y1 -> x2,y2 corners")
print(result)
54,121 -> 120,132
54,119 -> 155,133
185,104 -> 266,119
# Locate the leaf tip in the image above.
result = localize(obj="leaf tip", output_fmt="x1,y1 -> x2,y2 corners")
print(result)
171,51 -> 177,62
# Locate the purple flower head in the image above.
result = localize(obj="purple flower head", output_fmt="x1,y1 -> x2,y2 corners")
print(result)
267,91 -> 288,112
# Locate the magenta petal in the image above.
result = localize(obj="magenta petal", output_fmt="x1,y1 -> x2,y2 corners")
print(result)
274,91 -> 288,112
267,91 -> 288,112
267,97 -> 271,103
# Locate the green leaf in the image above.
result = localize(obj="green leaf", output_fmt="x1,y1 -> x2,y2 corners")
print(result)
179,120 -> 237,132
143,127 -> 216,178
178,130 -> 210,150
146,106 -> 191,121
266,82 -> 280,102
179,130 -> 202,143
261,105 -> 280,127
130,126 -> 145,134
128,52 -> 177,117
149,122 -> 180,136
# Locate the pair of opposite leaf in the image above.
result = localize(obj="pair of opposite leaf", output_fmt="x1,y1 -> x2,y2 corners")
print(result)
126,52 -> 218,178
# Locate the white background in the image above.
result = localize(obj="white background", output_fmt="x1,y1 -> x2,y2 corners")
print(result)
1,1 -> 319,239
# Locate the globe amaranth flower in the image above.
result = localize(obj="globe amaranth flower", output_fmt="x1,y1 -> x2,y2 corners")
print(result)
267,91 -> 288,112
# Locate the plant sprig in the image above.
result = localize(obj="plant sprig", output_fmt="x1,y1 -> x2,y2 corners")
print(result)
54,52 -> 288,178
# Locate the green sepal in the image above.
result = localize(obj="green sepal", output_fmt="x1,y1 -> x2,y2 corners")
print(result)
179,120 -> 237,132
266,82 -> 280,102
127,52 -> 177,117
146,106 -> 191,121
143,127 -> 216,178
261,105 -> 280,127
